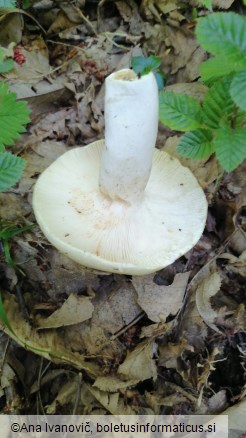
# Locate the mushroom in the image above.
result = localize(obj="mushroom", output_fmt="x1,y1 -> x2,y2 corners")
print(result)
32,69 -> 207,275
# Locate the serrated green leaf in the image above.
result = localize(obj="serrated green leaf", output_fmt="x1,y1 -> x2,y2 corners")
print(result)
131,56 -> 161,75
0,0 -> 16,6
0,82 -> 30,148
200,54 -> 246,82
159,91 -> 202,131
0,49 -> 14,73
214,127 -> 246,172
202,77 -> 234,129
0,151 -> 26,192
197,0 -> 212,10
177,129 -> 214,159
196,12 -> 246,58
230,71 -> 246,111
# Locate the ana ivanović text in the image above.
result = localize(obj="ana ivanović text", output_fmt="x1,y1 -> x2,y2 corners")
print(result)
15,421 -> 216,434
12,422 -> 92,433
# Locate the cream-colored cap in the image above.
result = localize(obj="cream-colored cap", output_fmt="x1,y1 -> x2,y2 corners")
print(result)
32,140 -> 207,275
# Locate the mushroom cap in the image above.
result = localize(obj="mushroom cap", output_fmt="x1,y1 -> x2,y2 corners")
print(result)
32,140 -> 207,275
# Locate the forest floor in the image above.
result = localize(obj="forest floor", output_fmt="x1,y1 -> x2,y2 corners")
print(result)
0,1 -> 246,436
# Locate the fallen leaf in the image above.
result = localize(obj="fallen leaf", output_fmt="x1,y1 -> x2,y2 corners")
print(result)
87,384 -> 139,414
196,271 -> 222,333
0,14 -> 23,45
37,294 -> 94,329
165,82 -> 208,102
93,376 -> 138,393
0,293 -> 100,377
118,341 -> 157,381
46,378 -> 78,414
132,272 -> 190,322
159,338 -> 194,369
91,279 -> 141,334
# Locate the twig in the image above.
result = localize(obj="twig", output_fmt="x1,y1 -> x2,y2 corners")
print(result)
72,372 -> 83,415
73,5 -> 97,36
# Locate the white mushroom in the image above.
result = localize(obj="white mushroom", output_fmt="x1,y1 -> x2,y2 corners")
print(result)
32,69 -> 207,275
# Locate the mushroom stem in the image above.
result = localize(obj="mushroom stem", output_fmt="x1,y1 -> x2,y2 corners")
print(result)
99,69 -> 159,204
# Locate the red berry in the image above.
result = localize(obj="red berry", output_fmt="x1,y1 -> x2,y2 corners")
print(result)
13,48 -> 26,65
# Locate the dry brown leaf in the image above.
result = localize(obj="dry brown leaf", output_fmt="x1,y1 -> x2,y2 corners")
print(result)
133,272 -> 190,322
37,294 -> 94,329
118,341 -> 157,381
190,0 -> 235,8
0,14 -> 23,45
63,321 -> 124,363
8,43 -> 50,82
91,279 -> 141,334
140,0 -> 179,21
93,376 -> 138,393
46,378 -> 78,414
0,293 -> 100,377
196,271 -> 222,333
87,384 -> 137,414
159,338 -> 193,368
219,253 -> 246,278
165,83 -> 208,102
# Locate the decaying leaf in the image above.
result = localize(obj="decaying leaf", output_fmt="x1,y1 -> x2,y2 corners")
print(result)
37,294 -> 94,329
159,338 -> 194,369
165,83 -> 208,102
118,341 -> 157,381
133,272 -> 190,322
87,384 -> 141,414
0,293 -> 100,377
93,376 -> 138,393
196,271 -> 222,333
46,377 -> 79,414
220,252 -> 246,278
91,279 -> 141,334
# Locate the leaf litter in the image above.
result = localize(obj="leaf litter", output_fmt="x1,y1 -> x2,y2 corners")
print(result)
0,0 -> 245,427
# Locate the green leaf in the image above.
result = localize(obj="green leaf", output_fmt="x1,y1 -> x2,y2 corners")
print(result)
0,48 -> 14,73
0,82 -> 30,148
197,0 -> 212,10
0,151 -> 26,192
196,12 -> 246,57
0,220 -> 34,266
230,71 -> 246,111
202,77 -> 235,129
214,127 -> 246,172
0,0 -> 16,6
177,129 -> 214,159
0,221 -> 34,241
200,54 -> 246,82
22,0 -> 32,8
0,294 -> 16,336
131,56 -> 161,75
159,91 -> 202,131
